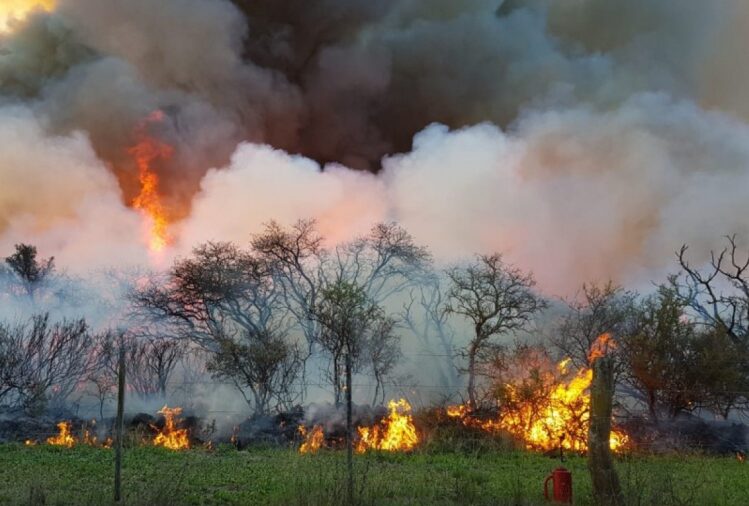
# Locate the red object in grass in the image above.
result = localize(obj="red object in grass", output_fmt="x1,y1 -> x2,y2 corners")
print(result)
544,467 -> 573,503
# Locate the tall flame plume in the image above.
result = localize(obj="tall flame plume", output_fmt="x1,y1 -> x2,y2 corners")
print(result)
130,111 -> 173,253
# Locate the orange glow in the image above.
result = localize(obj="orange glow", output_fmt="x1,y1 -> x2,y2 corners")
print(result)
0,0 -> 54,32
130,111 -> 173,253
297,399 -> 419,454
24,439 -> 37,446
588,332 -> 616,364
356,399 -> 419,453
446,335 -> 629,453
152,405 -> 190,450
298,424 -> 324,454
47,421 -> 75,448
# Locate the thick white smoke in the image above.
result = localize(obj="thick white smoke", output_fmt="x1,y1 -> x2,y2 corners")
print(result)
1,0 -> 749,296
179,94 -> 749,295
0,106 -> 148,271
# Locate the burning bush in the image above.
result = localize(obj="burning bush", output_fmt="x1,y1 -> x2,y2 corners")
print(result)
446,336 -> 628,453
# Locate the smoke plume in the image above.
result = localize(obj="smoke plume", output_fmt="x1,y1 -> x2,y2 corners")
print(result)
1,0 -> 749,294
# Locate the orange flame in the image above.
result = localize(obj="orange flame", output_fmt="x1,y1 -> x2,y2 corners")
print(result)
47,421 -> 75,448
297,399 -> 419,454
356,399 -> 419,453
446,335 -> 628,453
588,333 -> 616,364
152,405 -> 190,450
0,0 -> 54,32
130,111 -> 173,253
298,424 -> 324,454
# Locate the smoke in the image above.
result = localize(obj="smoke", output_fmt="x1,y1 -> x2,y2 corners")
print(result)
1,0 -> 749,295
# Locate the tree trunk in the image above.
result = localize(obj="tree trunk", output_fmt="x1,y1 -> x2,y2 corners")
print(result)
647,390 -> 658,422
467,342 -> 478,408
345,348 -> 354,504
588,356 -> 623,506
333,355 -> 342,407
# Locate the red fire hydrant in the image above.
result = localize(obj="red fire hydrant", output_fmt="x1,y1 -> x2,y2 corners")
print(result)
544,467 -> 573,504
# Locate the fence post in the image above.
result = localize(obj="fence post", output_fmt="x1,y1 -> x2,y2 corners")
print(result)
588,355 -> 623,506
114,346 -> 125,503
345,348 -> 354,504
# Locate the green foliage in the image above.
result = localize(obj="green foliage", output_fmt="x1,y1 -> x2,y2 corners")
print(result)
1,444 -> 747,505
620,286 -> 749,419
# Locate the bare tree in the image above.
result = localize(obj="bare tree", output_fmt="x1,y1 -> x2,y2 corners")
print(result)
0,314 -> 97,413
331,222 -> 432,303
672,235 -> 749,344
132,337 -> 183,398
669,236 -> 749,418
253,220 -> 430,344
364,316 -> 400,405
251,220 -> 326,357
252,220 -> 430,400
402,276 -> 458,390
552,282 -> 638,369
444,254 -> 546,408
131,242 -> 300,414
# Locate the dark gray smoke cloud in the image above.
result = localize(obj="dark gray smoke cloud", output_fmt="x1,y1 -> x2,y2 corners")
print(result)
0,0 -> 737,201
1,0 -> 748,294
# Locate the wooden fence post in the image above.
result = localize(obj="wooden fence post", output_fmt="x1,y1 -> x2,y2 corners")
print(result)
114,346 -> 125,503
588,355 -> 623,506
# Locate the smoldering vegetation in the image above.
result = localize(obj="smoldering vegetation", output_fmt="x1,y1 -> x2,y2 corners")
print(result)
0,225 -> 747,456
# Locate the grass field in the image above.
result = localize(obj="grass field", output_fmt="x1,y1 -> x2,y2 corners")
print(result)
0,444 -> 746,505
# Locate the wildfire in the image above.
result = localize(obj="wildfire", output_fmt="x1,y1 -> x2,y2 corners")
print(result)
297,399 -> 419,454
298,424 -> 324,454
446,335 -> 629,453
42,421 -> 111,448
0,0 -> 54,32
356,399 -> 419,453
47,421 -> 75,448
588,332 -> 617,363
129,111 -> 173,253
152,405 -> 190,450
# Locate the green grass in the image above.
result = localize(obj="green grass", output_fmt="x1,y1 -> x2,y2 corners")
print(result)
0,444 -> 746,505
